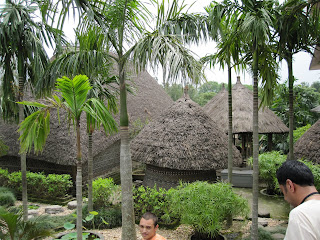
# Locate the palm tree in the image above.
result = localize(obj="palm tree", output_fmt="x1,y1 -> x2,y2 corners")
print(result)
0,0 -> 61,221
42,27 -> 119,212
274,0 -> 320,160
203,2 -> 244,186
210,0 -> 278,238
18,75 -> 117,240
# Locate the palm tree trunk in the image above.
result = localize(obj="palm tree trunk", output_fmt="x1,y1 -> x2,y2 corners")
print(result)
76,120 -> 83,240
227,66 -> 233,227
251,49 -> 259,240
119,60 -> 136,240
18,49 -> 28,221
88,130 -> 93,212
287,55 -> 294,161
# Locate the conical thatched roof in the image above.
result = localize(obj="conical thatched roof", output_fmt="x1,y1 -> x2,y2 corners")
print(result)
203,78 -> 289,134
131,97 -> 242,170
311,105 -> 320,113
294,119 -> 320,164
0,70 -> 173,166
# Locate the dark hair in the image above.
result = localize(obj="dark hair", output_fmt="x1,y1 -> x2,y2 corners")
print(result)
276,160 -> 314,186
141,212 -> 158,227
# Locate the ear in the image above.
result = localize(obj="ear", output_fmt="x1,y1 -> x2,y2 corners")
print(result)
155,224 -> 159,231
286,179 -> 295,192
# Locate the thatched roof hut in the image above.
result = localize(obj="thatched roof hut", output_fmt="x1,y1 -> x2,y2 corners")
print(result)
203,77 -> 288,158
294,119 -> 320,164
0,70 -> 173,180
203,77 -> 289,134
131,97 -> 242,189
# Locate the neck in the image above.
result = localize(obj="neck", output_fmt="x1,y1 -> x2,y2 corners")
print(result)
298,186 -> 320,206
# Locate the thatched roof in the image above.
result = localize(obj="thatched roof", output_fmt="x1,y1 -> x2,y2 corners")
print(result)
203,77 -> 289,134
294,119 -> 320,164
311,105 -> 320,113
130,97 -> 242,170
0,70 -> 173,166
310,46 -> 320,70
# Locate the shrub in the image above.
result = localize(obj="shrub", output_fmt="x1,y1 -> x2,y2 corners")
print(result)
45,174 -> 73,198
7,171 -> 22,194
293,124 -> 311,143
0,168 -> 9,187
248,151 -> 286,195
27,172 -> 47,197
299,159 -> 320,192
92,177 -> 120,209
0,189 -> 16,207
133,185 -> 178,225
169,181 -> 249,238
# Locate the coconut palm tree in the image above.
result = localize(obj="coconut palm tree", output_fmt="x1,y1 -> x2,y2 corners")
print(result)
0,0 -> 61,221
274,0 -> 320,160
210,0 -> 278,238
17,75 -> 117,240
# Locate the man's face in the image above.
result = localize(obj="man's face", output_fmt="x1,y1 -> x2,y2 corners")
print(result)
139,217 -> 158,240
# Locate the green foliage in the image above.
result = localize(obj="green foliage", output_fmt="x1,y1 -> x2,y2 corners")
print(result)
242,227 -> 274,240
92,178 -> 120,209
292,124 -> 311,143
0,207 -> 52,240
0,188 -> 16,207
83,205 -> 122,229
169,181 -> 249,237
133,185 -> 178,225
0,168 -> 72,199
248,151 -> 286,195
0,137 -> 9,157
272,83 -> 320,128
311,81 -> 320,93
299,160 -> 320,192
164,83 -> 183,101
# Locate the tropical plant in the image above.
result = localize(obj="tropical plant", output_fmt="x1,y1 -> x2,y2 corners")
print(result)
292,124 -> 311,143
169,181 -> 249,238
274,0 -> 320,160
92,177 -> 120,209
0,207 -> 52,240
0,0 -> 62,220
248,151 -> 286,195
299,160 -> 320,192
17,75 -> 117,240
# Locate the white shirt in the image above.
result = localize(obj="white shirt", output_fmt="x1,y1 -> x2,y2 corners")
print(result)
285,199 -> 320,240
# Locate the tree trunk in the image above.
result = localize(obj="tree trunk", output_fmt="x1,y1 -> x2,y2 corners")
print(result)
88,130 -> 93,212
226,66 -> 233,227
76,120 -> 83,240
251,49 -> 259,240
287,55 -> 294,161
119,60 -> 136,240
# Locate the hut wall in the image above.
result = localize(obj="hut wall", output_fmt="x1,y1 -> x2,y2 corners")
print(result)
0,155 -> 74,175
143,164 -> 217,189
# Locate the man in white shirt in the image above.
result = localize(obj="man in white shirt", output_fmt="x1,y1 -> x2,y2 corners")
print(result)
276,160 -> 320,240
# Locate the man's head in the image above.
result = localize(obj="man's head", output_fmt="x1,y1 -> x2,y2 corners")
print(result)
276,160 -> 315,206
139,212 -> 159,240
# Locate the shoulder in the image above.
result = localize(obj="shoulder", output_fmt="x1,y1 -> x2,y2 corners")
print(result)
152,233 -> 167,240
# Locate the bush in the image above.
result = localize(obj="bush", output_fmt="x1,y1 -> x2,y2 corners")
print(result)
169,181 -> 249,237
299,159 -> 320,192
0,168 -> 72,199
293,124 -> 311,143
92,177 -> 120,209
248,151 -> 286,195
133,185 -> 178,225
0,188 -> 16,207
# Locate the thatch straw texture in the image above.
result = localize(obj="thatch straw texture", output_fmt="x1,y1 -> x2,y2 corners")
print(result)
131,97 -> 242,170
203,78 -> 289,134
294,119 -> 320,164
310,46 -> 320,70
311,105 -> 320,113
0,70 -> 173,167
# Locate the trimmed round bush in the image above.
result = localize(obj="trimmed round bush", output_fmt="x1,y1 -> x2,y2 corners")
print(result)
0,190 -> 16,207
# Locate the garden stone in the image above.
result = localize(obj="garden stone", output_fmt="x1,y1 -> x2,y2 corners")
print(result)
45,205 -> 64,214
28,209 -> 39,217
258,218 -> 268,227
258,209 -> 270,218
271,233 -> 285,240
67,200 -> 77,210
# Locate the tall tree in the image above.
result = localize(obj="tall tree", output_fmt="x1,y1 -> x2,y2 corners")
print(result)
18,75 -> 117,240
210,0 -> 278,238
0,0 -> 61,220
42,27 -> 119,212
274,0 -> 320,160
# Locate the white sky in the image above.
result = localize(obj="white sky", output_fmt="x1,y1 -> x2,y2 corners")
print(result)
2,0 -> 319,86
